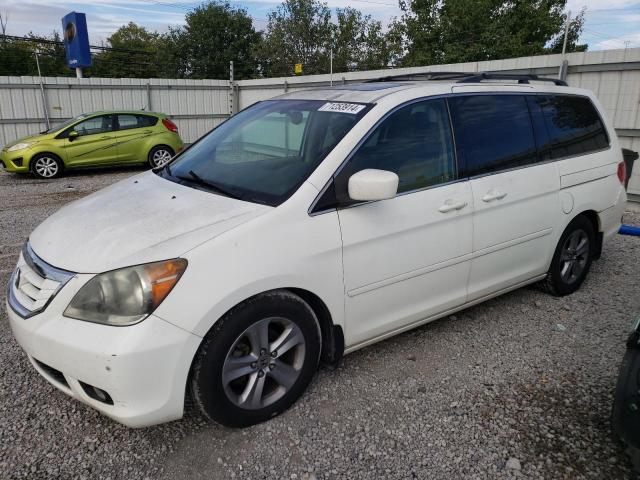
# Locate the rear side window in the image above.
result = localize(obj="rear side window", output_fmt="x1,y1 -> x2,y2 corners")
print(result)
338,98 -> 456,194
117,114 -> 158,131
532,95 -> 609,159
449,95 -> 537,177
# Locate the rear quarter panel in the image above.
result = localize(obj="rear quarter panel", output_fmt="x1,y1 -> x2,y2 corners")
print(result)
555,92 -> 626,247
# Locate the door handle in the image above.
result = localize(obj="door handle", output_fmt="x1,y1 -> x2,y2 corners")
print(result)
438,199 -> 468,213
482,189 -> 507,202
100,136 -> 113,140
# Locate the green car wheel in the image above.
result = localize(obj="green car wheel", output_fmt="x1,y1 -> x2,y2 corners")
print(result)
148,145 -> 174,168
31,153 -> 63,179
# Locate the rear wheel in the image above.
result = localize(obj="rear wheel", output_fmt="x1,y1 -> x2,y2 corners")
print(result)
190,290 -> 321,427
539,215 -> 595,296
31,153 -> 62,179
148,145 -> 174,168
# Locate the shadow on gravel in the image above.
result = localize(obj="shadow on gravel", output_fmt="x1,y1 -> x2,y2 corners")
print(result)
485,374 -> 633,478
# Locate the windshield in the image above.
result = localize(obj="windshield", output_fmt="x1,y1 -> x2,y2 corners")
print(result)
158,99 -> 372,206
42,114 -> 90,134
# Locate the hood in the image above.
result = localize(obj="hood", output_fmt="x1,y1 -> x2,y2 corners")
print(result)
29,171 -> 271,273
3,133 -> 44,150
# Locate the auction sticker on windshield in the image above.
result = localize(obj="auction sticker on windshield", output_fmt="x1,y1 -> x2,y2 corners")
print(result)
318,102 -> 366,114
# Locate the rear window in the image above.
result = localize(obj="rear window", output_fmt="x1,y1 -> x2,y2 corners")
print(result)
532,95 -> 609,159
448,95 -> 537,177
117,114 -> 158,130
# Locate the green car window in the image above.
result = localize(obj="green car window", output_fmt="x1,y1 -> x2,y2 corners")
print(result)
117,114 -> 157,131
74,115 -> 114,137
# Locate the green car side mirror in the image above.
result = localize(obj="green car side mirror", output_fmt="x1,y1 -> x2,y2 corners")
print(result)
68,130 -> 79,141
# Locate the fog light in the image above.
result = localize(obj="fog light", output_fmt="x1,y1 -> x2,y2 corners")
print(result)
79,381 -> 114,405
12,157 -> 23,167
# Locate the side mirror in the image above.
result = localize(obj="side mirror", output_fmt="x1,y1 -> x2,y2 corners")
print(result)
68,130 -> 79,141
348,169 -> 399,202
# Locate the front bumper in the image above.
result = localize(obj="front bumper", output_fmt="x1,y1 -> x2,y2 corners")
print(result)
0,148 -> 30,172
8,295 -> 202,427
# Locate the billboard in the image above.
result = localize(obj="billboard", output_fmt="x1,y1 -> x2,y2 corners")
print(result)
61,12 -> 92,69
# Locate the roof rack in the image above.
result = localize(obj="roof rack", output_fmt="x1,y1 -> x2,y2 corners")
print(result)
456,72 -> 567,86
366,71 -> 473,83
366,71 -> 568,87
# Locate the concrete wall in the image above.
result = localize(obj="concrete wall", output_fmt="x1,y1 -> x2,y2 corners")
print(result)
1,48 -> 639,191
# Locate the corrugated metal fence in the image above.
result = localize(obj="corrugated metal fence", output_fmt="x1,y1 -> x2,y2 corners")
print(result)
0,77 -> 229,145
1,48 -> 639,192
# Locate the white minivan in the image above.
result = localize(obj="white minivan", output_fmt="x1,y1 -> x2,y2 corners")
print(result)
7,73 -> 627,427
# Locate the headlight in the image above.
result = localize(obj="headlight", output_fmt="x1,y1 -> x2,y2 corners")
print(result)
7,143 -> 31,152
64,259 -> 187,326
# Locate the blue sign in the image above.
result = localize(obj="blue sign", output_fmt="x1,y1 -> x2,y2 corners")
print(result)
61,12 -> 92,69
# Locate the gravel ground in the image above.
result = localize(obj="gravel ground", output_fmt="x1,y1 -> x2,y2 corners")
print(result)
1,167 -> 639,480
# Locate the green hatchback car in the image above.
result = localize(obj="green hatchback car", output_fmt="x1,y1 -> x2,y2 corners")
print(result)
0,111 -> 184,179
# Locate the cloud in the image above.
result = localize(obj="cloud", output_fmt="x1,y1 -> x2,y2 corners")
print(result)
593,31 -> 640,49
567,0 -> 640,10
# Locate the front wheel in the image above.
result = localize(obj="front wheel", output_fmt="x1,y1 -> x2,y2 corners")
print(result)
31,153 -> 63,179
148,145 -> 174,168
540,215 -> 595,296
190,291 -> 321,427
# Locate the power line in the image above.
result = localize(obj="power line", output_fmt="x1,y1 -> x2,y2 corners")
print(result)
1,34 -> 158,56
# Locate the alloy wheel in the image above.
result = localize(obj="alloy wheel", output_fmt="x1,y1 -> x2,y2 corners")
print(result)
34,157 -> 59,178
559,229 -> 589,284
152,149 -> 172,167
222,317 -> 306,410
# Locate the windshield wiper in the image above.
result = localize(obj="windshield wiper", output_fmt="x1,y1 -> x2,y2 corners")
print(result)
176,170 -> 242,200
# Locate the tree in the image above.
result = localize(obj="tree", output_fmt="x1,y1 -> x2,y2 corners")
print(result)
548,8 -> 588,53
0,31 -> 68,77
258,0 -> 333,77
391,0 -> 587,67
91,22 -> 163,78
332,8 -> 395,71
165,1 -> 261,79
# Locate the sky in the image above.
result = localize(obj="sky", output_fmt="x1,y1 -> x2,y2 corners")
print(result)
2,0 -> 640,51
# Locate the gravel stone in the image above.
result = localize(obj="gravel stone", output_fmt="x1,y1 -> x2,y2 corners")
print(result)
0,168 -> 638,479
506,458 -> 522,470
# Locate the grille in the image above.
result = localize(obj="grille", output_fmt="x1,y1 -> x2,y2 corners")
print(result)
7,243 -> 74,318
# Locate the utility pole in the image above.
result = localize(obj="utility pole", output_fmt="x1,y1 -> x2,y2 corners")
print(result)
330,48 -> 333,87
229,60 -> 234,116
561,10 -> 571,56
0,12 -> 8,37
558,10 -> 571,81
34,49 -> 50,130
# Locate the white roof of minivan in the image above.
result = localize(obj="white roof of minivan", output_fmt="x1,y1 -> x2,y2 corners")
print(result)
275,79 -> 589,104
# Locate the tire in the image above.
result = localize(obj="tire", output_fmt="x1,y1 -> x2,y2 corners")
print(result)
147,145 -> 174,168
30,153 -> 63,179
190,290 -> 321,428
539,215 -> 596,296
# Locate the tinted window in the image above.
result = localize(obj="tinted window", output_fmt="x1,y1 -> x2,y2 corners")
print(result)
338,98 -> 456,195
449,95 -> 537,177
72,115 -> 114,137
117,114 -> 157,130
533,95 -> 609,159
162,100 -> 371,206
